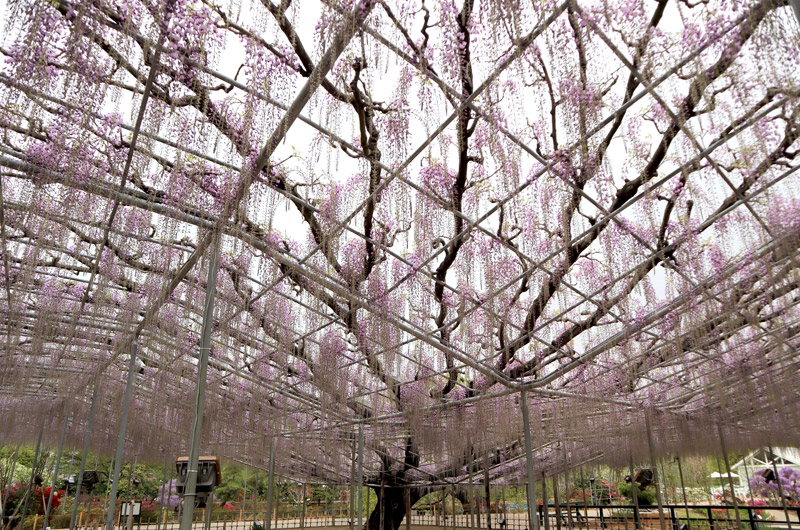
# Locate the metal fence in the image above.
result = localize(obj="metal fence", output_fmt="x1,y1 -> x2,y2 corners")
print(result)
69,504 -> 800,530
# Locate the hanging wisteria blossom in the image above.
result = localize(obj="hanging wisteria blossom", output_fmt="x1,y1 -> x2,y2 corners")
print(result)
0,0 -> 799,528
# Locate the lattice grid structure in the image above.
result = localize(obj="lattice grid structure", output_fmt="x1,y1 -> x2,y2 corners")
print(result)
0,0 -> 799,507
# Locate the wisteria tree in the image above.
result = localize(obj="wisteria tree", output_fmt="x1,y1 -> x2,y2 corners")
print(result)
0,0 -> 799,530
750,467 -> 800,504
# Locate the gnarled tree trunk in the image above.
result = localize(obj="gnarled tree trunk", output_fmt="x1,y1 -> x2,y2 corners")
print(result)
366,487 -> 422,530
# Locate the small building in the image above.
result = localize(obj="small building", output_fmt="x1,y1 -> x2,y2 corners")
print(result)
731,448 -> 800,479
714,447 -> 800,498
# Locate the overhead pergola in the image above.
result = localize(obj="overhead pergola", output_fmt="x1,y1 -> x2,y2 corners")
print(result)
1,0 -> 800,522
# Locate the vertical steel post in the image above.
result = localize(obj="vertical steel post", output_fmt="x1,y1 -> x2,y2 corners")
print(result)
357,428 -> 364,530
562,446 -> 573,530
19,420 -> 45,530
541,473 -> 549,530
579,466 -> 589,530
451,487 -> 456,530
484,455 -> 491,530
717,425 -> 742,530
659,461 -> 670,505
768,445 -> 793,530
179,232 -> 221,530
552,475 -> 561,530
265,439 -> 276,530
71,383 -> 100,530
253,472 -> 259,525
105,337 -> 140,530
350,437 -> 357,530
469,459 -> 476,530
127,501 -> 135,530
45,404 -> 71,529
300,483 -> 306,530
676,457 -> 691,530
405,488 -> 412,530
1,440 -> 21,522
157,458 -> 169,530
519,389 -> 539,530
242,467 -> 248,520
379,477 -> 385,530
204,493 -> 213,530
628,453 -> 640,530
645,415 -> 667,530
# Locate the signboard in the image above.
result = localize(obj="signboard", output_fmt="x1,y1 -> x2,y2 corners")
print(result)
120,501 -> 142,516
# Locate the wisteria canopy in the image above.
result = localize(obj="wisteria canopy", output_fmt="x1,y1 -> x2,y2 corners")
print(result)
1,0 -> 800,524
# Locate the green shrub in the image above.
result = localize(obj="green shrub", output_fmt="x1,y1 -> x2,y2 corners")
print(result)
50,513 -> 73,528
618,483 -> 657,506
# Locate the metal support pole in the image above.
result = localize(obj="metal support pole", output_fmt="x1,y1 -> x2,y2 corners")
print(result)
768,445 -> 793,530
71,383 -> 100,530
351,437 -> 357,530
676,457 -> 691,530
791,0 -> 800,26
469,460 -> 476,530
659,461 -> 670,505
45,404 -> 72,529
645,415 -> 667,530
405,488 -> 412,530
541,473 -> 550,530
628,452 -> 641,530
242,467 -> 248,520
717,425 -> 742,530
265,439 -> 276,530
179,232 -> 221,530
379,477 -> 385,530
519,389 -> 539,530
204,493 -> 213,530
105,337 -> 140,530
157,458 -> 169,530
127,501 -> 135,530
451,487 -> 456,530
562,447 -> 573,530
484,454 -> 491,530
19,420 -> 46,530
357,428 -> 364,530
0,440 -> 21,522
253,472 -> 259,524
300,483 -> 306,530
579,466 -> 589,530
552,475 -> 561,530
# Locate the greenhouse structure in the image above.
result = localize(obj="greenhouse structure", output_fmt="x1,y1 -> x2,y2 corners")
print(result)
1,1 -> 800,530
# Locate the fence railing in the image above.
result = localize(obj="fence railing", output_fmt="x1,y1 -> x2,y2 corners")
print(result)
65,504 -> 800,530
